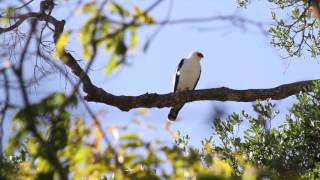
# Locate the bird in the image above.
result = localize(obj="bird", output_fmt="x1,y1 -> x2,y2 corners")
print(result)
307,0 -> 320,19
167,51 -> 204,121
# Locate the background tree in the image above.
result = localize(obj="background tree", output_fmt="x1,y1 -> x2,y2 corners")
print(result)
0,0 -> 320,179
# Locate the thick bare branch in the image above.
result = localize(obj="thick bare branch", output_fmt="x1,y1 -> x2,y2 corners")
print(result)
83,79 -> 316,111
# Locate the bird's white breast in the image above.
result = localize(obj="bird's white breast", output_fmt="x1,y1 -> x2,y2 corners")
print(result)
176,60 -> 200,91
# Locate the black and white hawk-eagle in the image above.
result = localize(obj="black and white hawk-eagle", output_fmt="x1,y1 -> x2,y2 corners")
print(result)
167,51 -> 204,121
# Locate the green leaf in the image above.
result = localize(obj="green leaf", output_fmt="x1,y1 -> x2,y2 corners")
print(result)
83,46 -> 93,60
292,8 -> 299,19
36,158 -> 53,173
74,148 -> 90,163
0,16 -> 9,26
81,2 -> 98,14
120,133 -> 141,141
4,7 -> 16,16
133,6 -> 155,25
108,3 -> 129,17
115,40 -> 127,55
271,11 -> 276,20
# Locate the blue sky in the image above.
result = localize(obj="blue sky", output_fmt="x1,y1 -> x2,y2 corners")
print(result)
2,0 -> 320,147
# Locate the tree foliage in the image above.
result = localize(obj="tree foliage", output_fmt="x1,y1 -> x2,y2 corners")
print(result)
2,83 -> 320,179
211,83 -> 320,179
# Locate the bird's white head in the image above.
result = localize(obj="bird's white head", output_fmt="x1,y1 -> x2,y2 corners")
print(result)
188,51 -> 204,61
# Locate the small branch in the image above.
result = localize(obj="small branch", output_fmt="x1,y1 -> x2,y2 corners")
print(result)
16,0 -> 34,10
156,15 -> 268,28
144,0 -> 165,14
0,12 -> 65,35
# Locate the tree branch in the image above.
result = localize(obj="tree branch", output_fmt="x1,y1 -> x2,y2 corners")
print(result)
82,79 -> 316,111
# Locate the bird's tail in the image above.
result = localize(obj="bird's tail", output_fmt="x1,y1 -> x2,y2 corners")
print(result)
167,104 -> 184,121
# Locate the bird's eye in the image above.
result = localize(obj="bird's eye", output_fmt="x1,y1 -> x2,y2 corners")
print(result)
196,52 -> 204,58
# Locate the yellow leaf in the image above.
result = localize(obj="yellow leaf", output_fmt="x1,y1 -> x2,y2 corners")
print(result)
233,152 -> 247,166
19,161 -> 32,171
212,158 -> 233,178
0,17 -> 9,26
130,27 -> 139,49
18,161 -> 33,178
108,2 -> 129,17
74,148 -> 90,163
137,108 -> 149,116
93,127 -> 102,152
81,2 -> 98,14
55,32 -> 70,58
172,131 -> 180,140
37,158 -> 52,172
27,138 -> 39,155
5,7 -> 16,16
203,142 -> 213,153
133,6 -> 155,25
142,14 -> 155,25
243,164 -> 259,180
133,6 -> 143,16
104,55 -> 119,75
83,45 -> 93,60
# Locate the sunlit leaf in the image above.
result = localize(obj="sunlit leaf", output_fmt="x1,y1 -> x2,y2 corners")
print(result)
104,55 -> 120,75
108,2 -> 129,17
211,159 -> 233,178
4,6 -> 16,16
120,133 -> 141,141
81,2 -> 98,14
93,127 -> 103,152
83,46 -> 93,60
36,158 -> 53,173
133,6 -> 155,25
27,138 -> 39,156
74,148 -> 90,163
130,26 -> 139,49
55,32 -> 70,58
0,16 -> 9,26
137,108 -> 149,117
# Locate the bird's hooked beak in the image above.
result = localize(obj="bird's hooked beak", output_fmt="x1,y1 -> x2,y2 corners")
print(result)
196,52 -> 204,59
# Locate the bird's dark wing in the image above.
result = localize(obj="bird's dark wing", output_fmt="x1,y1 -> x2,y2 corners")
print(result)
173,59 -> 185,92
192,68 -> 201,90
